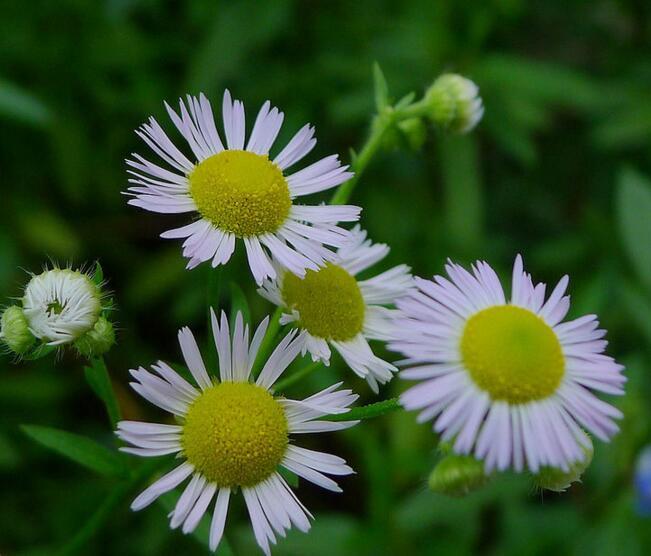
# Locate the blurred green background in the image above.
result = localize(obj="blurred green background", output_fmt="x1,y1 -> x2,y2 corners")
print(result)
2,0 -> 651,554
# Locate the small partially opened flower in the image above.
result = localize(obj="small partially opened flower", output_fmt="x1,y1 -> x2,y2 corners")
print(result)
259,226 -> 412,392
1,265 -> 114,357
117,311 -> 358,554
390,255 -> 625,473
125,90 -> 360,283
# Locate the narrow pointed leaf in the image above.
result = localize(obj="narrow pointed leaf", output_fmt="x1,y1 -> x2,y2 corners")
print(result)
21,425 -> 127,478
373,62 -> 389,111
84,357 -> 121,427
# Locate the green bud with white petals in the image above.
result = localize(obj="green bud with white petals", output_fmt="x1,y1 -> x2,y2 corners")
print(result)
428,453 -> 490,497
2,263 -> 116,360
0,306 -> 36,355
533,437 -> 593,492
74,317 -> 116,357
425,73 -> 484,133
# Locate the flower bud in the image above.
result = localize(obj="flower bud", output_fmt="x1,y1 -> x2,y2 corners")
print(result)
428,453 -> 490,497
425,73 -> 484,133
397,118 -> 427,151
74,317 -> 116,357
382,117 -> 427,152
533,437 -> 593,492
22,267 -> 103,347
0,306 -> 36,355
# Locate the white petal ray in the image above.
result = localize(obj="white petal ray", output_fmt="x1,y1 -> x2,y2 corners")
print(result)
209,488 -> 231,551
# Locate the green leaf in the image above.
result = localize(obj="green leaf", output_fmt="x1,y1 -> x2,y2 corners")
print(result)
56,460 -> 163,555
84,357 -> 121,428
0,78 -> 52,127
21,343 -> 57,361
17,209 -> 81,258
475,54 -> 606,111
616,167 -> 651,292
91,261 -> 104,286
21,425 -> 127,478
372,62 -> 389,111
395,91 -> 416,110
229,282 -> 251,327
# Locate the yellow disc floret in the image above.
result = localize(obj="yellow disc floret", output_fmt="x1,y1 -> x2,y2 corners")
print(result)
282,263 -> 365,341
189,150 -> 291,237
460,305 -> 565,404
182,382 -> 288,487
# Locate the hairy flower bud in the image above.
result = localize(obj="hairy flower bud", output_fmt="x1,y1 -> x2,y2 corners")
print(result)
75,317 -> 116,357
0,306 -> 36,355
428,453 -> 490,497
425,73 -> 484,133
2,263 -> 115,360
533,437 -> 593,492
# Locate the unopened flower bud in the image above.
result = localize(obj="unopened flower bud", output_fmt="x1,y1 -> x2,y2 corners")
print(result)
425,73 -> 484,133
22,267 -> 103,347
428,453 -> 490,497
397,118 -> 427,151
534,437 -> 593,492
0,306 -> 36,355
75,317 -> 116,357
382,117 -> 427,152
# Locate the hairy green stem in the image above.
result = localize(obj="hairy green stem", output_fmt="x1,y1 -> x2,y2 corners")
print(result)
325,397 -> 402,422
273,360 -> 322,392
330,99 -> 429,205
330,113 -> 393,205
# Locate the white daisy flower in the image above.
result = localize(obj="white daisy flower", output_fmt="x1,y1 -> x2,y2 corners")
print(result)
390,255 -> 626,473
125,90 -> 360,284
21,267 -> 103,346
117,311 -> 358,555
259,226 -> 412,393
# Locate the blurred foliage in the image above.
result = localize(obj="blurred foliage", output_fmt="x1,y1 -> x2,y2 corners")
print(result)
1,0 -> 651,554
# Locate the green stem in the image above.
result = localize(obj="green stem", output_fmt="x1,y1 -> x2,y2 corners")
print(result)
56,459 -> 162,555
273,360 -> 322,392
330,114 -> 392,205
251,306 -> 284,377
330,99 -> 429,206
325,397 -> 402,422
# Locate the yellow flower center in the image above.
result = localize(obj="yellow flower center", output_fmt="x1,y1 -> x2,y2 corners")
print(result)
182,382 -> 288,487
460,305 -> 565,404
189,150 -> 291,237
282,263 -> 365,341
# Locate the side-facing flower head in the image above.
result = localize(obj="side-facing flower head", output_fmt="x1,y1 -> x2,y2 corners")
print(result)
533,436 -> 593,492
390,255 -> 625,473
425,73 -> 484,134
259,225 -> 412,393
125,90 -> 360,284
1,264 -> 114,357
0,306 -> 35,355
117,311 -> 358,555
